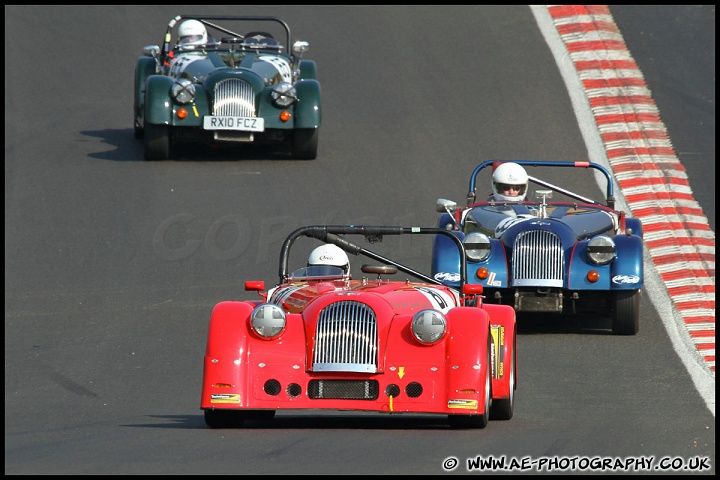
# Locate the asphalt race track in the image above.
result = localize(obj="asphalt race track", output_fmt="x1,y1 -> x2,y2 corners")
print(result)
5,5 -> 715,475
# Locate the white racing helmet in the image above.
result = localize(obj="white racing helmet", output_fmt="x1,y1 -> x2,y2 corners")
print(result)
492,162 -> 529,202
178,19 -> 208,47
307,244 -> 350,275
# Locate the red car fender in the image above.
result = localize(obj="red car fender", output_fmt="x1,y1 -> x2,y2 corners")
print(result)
201,301 -> 254,408
204,301 -> 254,358
444,307 -> 492,412
201,302 -> 308,409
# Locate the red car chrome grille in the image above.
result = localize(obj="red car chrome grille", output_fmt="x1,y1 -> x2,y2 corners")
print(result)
313,301 -> 378,373
512,230 -> 564,287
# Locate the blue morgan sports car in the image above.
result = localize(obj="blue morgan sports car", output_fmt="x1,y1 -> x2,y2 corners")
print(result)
432,160 -> 643,335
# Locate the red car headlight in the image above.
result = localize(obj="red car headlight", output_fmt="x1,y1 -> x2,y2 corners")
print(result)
250,304 -> 287,339
411,309 -> 447,344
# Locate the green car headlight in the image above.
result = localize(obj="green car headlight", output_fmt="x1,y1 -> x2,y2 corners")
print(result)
171,79 -> 196,105
271,82 -> 297,107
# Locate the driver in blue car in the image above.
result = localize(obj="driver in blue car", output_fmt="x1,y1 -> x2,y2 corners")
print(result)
490,162 -> 528,202
479,162 -> 533,236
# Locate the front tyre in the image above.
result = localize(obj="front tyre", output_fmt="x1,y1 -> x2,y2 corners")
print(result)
612,289 -> 641,335
490,347 -> 515,420
291,128 -> 319,160
144,121 -> 170,160
204,409 -> 245,428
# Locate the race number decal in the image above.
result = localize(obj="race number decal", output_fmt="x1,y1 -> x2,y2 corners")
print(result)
269,284 -> 306,306
413,286 -> 458,313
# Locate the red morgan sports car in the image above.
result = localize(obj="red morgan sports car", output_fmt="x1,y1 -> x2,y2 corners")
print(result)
201,225 -> 517,429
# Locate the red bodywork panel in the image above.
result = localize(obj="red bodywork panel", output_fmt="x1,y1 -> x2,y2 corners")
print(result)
201,278 -> 516,417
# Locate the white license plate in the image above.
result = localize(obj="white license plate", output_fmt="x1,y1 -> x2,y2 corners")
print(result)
203,116 -> 264,132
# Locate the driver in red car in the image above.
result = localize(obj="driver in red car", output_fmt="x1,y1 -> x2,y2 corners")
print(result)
307,244 -> 351,279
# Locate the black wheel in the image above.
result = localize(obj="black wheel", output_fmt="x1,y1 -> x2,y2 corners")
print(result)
204,409 -> 245,428
134,120 -> 144,139
449,344 -> 490,429
490,346 -> 515,420
144,121 -> 170,160
612,289 -> 641,335
291,128 -> 319,160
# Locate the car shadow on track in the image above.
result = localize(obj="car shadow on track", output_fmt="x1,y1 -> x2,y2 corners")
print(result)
131,414 -> 464,430
82,129 -> 299,162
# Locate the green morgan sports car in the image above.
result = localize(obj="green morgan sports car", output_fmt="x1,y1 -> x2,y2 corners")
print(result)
134,15 -> 321,160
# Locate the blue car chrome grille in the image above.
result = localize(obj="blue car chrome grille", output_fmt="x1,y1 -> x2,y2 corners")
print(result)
213,78 -> 256,116
313,301 -> 378,373
512,230 -> 564,287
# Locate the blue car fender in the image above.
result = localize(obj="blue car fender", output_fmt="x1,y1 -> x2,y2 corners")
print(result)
568,241 -> 613,289
473,240 -> 510,288
611,233 -> 644,290
432,227 -> 463,284
625,217 -> 643,237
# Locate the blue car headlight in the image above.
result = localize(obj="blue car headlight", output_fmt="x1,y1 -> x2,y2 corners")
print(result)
411,309 -> 447,344
464,232 -> 491,262
587,235 -> 616,265
250,304 -> 287,338
271,82 -> 297,107
171,79 -> 196,105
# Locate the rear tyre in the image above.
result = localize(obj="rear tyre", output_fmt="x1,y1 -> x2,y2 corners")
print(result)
291,128 -> 319,160
144,122 -> 170,160
612,289 -> 640,335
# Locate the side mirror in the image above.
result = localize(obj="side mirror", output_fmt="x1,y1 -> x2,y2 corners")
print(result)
245,281 -> 265,291
436,198 -> 457,213
292,41 -> 309,55
143,45 -> 160,58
